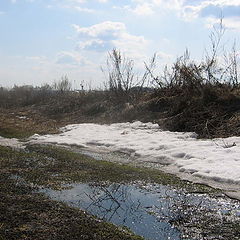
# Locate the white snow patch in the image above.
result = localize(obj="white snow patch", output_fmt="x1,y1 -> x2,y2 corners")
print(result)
0,136 -> 25,149
17,116 -> 28,120
30,121 -> 240,185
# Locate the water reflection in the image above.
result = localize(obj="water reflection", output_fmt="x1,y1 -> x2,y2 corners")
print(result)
84,184 -> 142,223
42,182 -> 240,240
43,183 -> 181,240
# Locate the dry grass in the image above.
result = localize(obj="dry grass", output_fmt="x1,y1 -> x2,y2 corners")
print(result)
0,84 -> 239,139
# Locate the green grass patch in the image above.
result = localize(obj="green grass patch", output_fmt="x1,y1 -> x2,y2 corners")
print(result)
0,144 -> 215,193
24,144 -> 215,193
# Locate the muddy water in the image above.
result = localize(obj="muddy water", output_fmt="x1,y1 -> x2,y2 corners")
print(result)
41,182 -> 240,240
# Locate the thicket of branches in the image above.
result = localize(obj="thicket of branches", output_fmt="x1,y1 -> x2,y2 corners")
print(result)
104,49 -> 155,103
100,20 -> 239,112
152,21 -> 239,92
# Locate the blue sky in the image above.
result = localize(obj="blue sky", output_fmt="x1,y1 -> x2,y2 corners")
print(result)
0,0 -> 239,89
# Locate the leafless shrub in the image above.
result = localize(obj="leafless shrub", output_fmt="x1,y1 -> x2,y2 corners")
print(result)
222,41 -> 239,87
149,17 -> 239,101
104,49 -> 155,103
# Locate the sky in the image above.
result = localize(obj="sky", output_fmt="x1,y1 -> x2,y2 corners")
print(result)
0,0 -> 239,89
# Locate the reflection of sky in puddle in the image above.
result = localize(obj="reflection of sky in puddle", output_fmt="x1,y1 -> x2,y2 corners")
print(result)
42,183 -> 181,240
41,182 -> 240,240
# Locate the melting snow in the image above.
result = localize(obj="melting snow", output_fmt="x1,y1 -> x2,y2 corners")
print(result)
30,121 -> 240,185
0,136 -> 25,149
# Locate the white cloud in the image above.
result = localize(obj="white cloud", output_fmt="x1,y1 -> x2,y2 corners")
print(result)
73,6 -> 96,13
48,0 -> 99,14
125,0 -> 240,30
56,51 -> 90,66
66,0 -> 86,3
59,3 -> 96,13
78,39 -> 113,52
179,0 -> 240,30
208,0 -> 240,6
127,0 -> 240,30
152,0 -> 184,10
66,0 -> 108,3
182,0 -> 240,17
222,17 -> 240,30
73,21 -> 126,39
10,0 -> 36,3
127,0 -> 184,15
112,32 -> 148,59
73,21 -> 149,62
131,3 -> 155,16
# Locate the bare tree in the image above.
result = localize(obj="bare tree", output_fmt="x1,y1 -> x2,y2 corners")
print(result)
149,17 -> 239,92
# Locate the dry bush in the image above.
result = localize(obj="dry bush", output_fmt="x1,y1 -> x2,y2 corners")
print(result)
42,90 -> 108,117
104,49 -> 155,103
151,18 -> 239,100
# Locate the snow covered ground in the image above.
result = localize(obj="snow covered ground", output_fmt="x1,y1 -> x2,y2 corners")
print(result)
30,121 -> 240,187
0,136 -> 24,149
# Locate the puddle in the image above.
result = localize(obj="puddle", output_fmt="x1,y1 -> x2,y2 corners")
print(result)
41,182 -> 240,240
